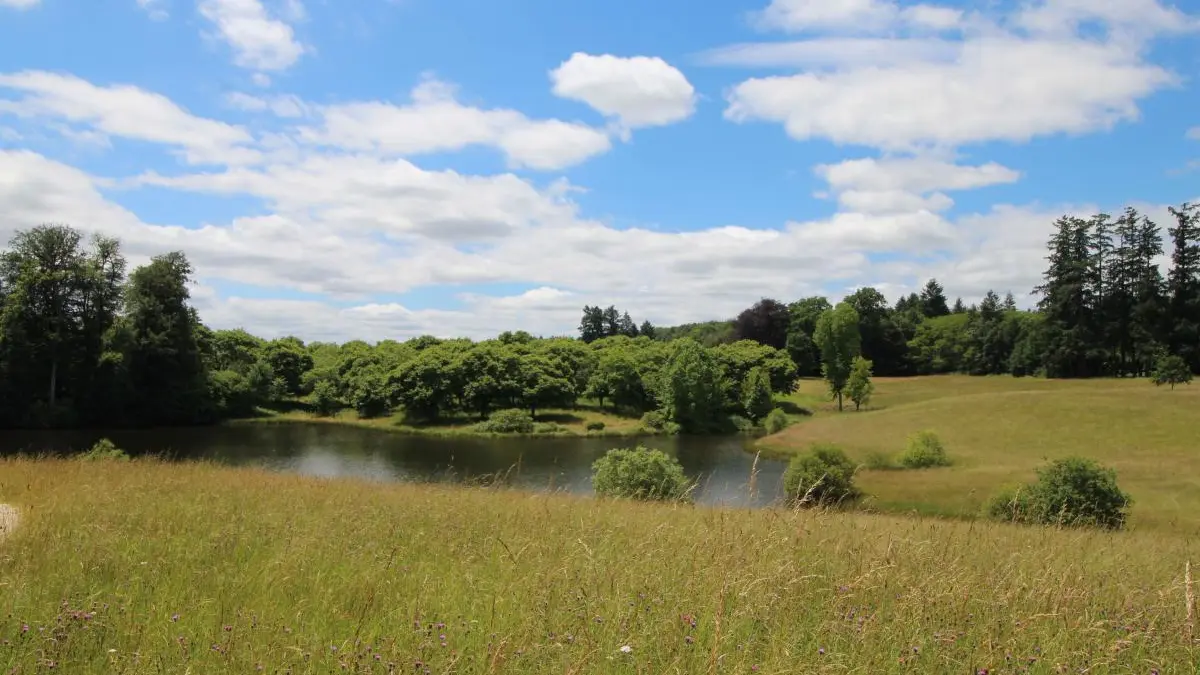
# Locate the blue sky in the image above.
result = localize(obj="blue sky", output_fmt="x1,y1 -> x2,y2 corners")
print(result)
0,0 -> 1197,341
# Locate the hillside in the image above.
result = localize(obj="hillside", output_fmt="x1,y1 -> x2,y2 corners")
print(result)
764,376 -> 1200,532
1,458 -> 1198,673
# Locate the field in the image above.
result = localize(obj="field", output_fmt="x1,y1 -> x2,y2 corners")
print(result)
238,401 -> 651,438
764,375 -> 1200,533
2,458 -> 1199,673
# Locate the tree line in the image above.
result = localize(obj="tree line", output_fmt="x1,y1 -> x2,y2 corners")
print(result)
644,202 -> 1200,381
0,203 -> 1194,430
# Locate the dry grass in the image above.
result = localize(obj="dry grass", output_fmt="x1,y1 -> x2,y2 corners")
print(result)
765,375 -> 1200,533
1,458 -> 1198,673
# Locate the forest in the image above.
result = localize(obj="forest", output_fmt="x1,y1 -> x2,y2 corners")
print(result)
0,201 -> 1195,431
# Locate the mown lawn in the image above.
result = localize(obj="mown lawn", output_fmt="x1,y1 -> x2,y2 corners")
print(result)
765,375 -> 1200,533
1,458 -> 1198,673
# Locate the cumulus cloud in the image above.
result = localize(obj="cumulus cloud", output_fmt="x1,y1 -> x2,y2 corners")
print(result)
0,70 -> 260,165
722,0 -> 1188,153
297,78 -> 612,171
0,0 -> 40,8
198,0 -> 305,71
136,0 -> 168,21
550,53 -> 697,131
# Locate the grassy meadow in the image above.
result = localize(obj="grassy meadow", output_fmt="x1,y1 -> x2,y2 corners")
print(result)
2,457 -> 1199,673
764,375 -> 1200,533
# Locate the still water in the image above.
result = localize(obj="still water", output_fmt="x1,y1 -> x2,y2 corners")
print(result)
0,424 -> 789,508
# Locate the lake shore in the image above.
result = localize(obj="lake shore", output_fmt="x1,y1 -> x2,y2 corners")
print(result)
228,406 -> 664,439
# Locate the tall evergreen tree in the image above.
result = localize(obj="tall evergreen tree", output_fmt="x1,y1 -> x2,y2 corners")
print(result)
1167,202 -> 1200,372
1035,216 -> 1097,378
578,306 -> 605,343
919,279 -> 950,318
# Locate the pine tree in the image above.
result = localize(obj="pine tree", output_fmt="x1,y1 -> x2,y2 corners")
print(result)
920,279 -> 950,318
1166,202 -> 1200,372
1088,213 -> 1115,375
578,306 -> 605,343
952,297 -> 965,314
1035,215 -> 1097,377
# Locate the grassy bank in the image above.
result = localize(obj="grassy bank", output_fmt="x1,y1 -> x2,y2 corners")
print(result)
233,401 -> 655,439
763,375 -> 1200,533
2,458 -> 1199,673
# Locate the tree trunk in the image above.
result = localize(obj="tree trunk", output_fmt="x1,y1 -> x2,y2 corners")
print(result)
837,391 -> 843,411
49,359 -> 57,407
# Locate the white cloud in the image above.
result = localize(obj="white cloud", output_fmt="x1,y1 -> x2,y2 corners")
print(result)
550,53 -> 697,130
901,4 -> 962,31
0,70 -> 259,165
251,72 -> 272,87
137,0 -> 168,21
0,0 -> 40,9
725,36 -> 1175,152
697,38 -> 959,68
224,91 -> 309,117
816,157 -> 1021,194
198,0 -> 305,72
298,78 -> 612,171
1189,127 -> 1200,140
752,0 -> 900,33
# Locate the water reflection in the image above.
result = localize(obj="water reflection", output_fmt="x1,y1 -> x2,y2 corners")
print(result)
0,423 -> 788,508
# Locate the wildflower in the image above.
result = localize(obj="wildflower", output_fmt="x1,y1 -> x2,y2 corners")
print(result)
223,625 -> 232,632
685,636 -> 694,645
20,624 -> 29,634
619,645 -> 632,654
818,647 -> 825,655
752,666 -> 759,672
170,614 -> 180,622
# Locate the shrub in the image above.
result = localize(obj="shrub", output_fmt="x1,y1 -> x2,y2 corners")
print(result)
640,410 -> 667,431
1030,457 -> 1132,529
1152,354 -> 1193,390
985,484 -> 1036,522
476,409 -> 535,434
585,420 -> 606,432
899,430 -> 950,468
728,414 -> 757,434
82,438 -> 129,462
763,408 -> 789,435
986,457 -> 1132,530
782,444 -> 861,507
591,446 -> 693,502
864,451 -> 898,471
310,380 -> 341,417
533,422 -> 565,434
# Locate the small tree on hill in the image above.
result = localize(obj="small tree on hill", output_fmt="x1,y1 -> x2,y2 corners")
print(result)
846,356 -> 874,411
741,367 -> 774,422
813,302 -> 861,411
1152,353 -> 1192,390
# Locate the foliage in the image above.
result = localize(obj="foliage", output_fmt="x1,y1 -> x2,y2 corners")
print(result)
310,379 -> 341,417
782,444 -> 861,507
899,430 -> 951,469
654,339 -> 727,433
863,451 -> 898,471
763,407 -> 789,435
985,484 -> 1037,523
585,420 -> 606,431
1151,353 -> 1192,389
591,446 -> 693,502
474,408 -> 535,434
845,356 -> 874,411
989,457 -> 1132,530
80,438 -> 129,461
740,366 -> 774,421
727,414 -> 756,433
639,410 -> 667,431
732,298 -> 791,349
813,302 -> 861,411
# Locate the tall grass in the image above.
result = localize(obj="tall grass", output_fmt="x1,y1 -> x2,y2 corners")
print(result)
1,458 -> 1197,672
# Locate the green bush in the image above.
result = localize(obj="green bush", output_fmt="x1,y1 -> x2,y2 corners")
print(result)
782,444 -> 861,507
81,438 -> 129,462
763,408 -> 790,435
475,409 -> 535,434
728,414 -> 757,433
585,421 -> 606,432
986,457 -> 1132,530
899,430 -> 951,468
640,410 -> 667,431
591,446 -> 693,502
310,379 -> 341,417
533,422 -> 565,434
864,451 -> 898,471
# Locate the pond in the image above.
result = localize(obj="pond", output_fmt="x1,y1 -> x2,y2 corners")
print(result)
0,424 -> 790,508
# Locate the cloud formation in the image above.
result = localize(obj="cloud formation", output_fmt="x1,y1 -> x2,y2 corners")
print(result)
550,53 -> 697,131
198,0 -> 305,71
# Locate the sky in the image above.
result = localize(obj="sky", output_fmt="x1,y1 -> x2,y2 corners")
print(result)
0,0 -> 1198,342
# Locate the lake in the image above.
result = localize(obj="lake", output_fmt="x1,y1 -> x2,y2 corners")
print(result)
0,423 -> 789,508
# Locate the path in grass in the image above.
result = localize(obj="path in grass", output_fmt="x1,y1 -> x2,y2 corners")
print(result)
765,375 -> 1200,533
0,504 -> 17,540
